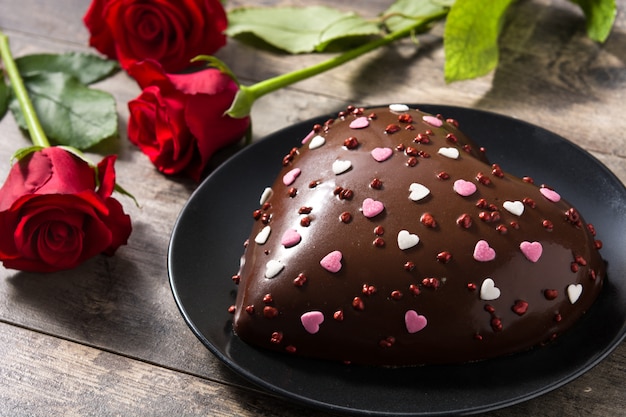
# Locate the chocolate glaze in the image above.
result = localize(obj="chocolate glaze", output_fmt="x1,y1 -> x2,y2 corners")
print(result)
232,105 -> 605,366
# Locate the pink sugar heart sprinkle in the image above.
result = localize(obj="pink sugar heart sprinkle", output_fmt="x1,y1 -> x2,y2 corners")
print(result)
453,179 -> 477,197
301,129 -> 315,144
422,115 -> 443,127
540,187 -> 561,202
473,240 -> 496,262
362,198 -> 384,218
301,311 -> 324,334
371,147 -> 393,162
282,168 -> 301,186
349,117 -> 369,129
520,241 -> 543,262
280,229 -> 302,248
320,250 -> 343,273
405,310 -> 427,333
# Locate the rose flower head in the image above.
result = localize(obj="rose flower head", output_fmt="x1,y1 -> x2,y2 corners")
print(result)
127,59 -> 251,181
83,0 -> 227,73
0,147 -> 132,273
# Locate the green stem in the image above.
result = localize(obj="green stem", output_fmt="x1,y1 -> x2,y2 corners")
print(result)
0,30 -> 50,148
227,9 -> 448,118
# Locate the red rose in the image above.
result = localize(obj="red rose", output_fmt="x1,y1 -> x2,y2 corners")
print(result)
83,0 -> 227,73
0,147 -> 132,273
127,59 -> 250,181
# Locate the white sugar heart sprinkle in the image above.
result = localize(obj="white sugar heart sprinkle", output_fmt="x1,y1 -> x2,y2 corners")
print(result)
389,103 -> 409,112
254,225 -> 271,245
397,230 -> 419,250
265,259 -> 284,278
423,115 -> 443,127
308,135 -> 326,149
301,311 -> 324,334
332,159 -> 352,175
408,183 -> 430,201
259,187 -> 273,205
567,284 -> 583,304
480,278 -> 501,301
503,200 -> 524,216
438,147 -> 460,159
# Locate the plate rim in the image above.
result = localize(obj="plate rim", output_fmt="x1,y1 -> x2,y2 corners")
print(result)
168,104 -> 626,416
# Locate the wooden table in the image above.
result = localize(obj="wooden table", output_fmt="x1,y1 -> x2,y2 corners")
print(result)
1,0 -> 624,415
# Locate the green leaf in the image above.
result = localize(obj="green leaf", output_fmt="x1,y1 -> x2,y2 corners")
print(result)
0,76 -> 8,119
443,0 -> 515,82
15,52 -> 120,85
225,6 -> 381,54
10,145 -> 44,164
9,72 -> 118,149
383,0 -> 453,34
568,0 -> 616,42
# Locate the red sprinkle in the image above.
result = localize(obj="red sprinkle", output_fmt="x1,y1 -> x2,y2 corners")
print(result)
491,317 -> 503,332
522,176 -> 534,184
300,216 -> 311,227
437,171 -> 450,180
414,133 -> 430,144
385,124 -> 401,134
420,212 -> 437,228
476,172 -> 491,185
227,305 -> 236,314
496,225 -> 508,234
263,294 -> 273,304
406,157 -> 418,167
362,284 -> 377,296
390,290 -> 403,300
491,164 -> 504,178
344,136 -> 359,149
544,289 -> 558,300
374,226 -> 385,235
467,282 -> 477,291
512,300 -> 529,316
231,274 -> 241,285
436,251 -> 452,263
404,261 -> 416,271
554,313 -> 562,322
298,206 -> 313,214
263,306 -> 278,318
340,212 -> 352,223
270,332 -> 283,344
352,297 -> 365,311
245,305 -> 255,314
288,187 -> 297,197
379,336 -> 396,348
333,310 -> 344,321
523,197 -> 536,208
446,133 -> 458,143
456,213 -> 472,229
373,237 -> 385,247
409,284 -> 421,295
285,345 -> 297,354
542,220 -> 554,231
370,178 -> 383,189
422,277 -> 440,289
398,113 -> 413,123
293,273 -> 307,287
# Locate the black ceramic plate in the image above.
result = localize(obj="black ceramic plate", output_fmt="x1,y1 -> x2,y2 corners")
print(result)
168,105 -> 626,416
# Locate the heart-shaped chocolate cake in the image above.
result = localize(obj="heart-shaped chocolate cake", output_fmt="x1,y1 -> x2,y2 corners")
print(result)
230,104 -> 605,366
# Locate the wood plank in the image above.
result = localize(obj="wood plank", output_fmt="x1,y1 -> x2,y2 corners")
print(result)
0,322 -> 332,416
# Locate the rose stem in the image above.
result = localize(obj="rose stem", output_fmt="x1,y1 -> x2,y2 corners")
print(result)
0,30 -> 50,148
227,9 -> 449,118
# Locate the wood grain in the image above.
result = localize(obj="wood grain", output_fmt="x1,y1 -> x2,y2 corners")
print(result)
0,0 -> 624,415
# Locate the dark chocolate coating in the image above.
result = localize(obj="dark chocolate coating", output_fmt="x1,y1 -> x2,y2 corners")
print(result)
232,105 -> 605,366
